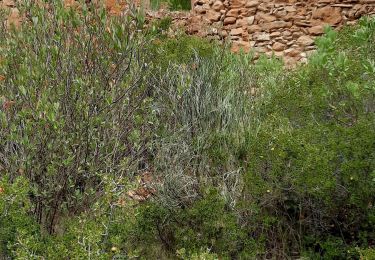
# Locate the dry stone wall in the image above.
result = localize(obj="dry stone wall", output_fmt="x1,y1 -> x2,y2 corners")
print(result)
189,0 -> 375,64
2,0 -> 375,65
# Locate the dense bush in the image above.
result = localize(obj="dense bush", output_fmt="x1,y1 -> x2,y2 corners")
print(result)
0,2 -> 156,257
238,23 -> 375,258
151,0 -> 191,10
0,2 -> 374,259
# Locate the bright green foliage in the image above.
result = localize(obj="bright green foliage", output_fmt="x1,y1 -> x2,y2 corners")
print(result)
0,176 -> 40,258
176,248 -> 219,260
151,35 -> 217,68
167,0 -> 191,10
238,18 -> 375,258
151,0 -> 191,10
359,247 -> 375,260
0,2 -> 374,259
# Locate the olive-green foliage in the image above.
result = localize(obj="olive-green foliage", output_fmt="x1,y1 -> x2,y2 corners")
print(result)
239,20 -> 375,258
143,18 -> 374,258
151,0 -> 191,10
0,177 -> 39,258
154,16 -> 173,32
147,16 -> 173,40
0,1 -> 374,258
150,35 -> 217,69
116,189 -> 256,259
167,0 -> 191,10
359,247 -> 375,260
0,1 -> 153,258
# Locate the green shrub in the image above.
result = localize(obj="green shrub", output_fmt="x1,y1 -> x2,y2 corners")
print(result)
0,176 -> 40,258
128,189 -> 256,258
151,0 -> 191,10
238,17 -> 375,258
150,35 -> 218,69
0,0 -> 152,243
151,0 -> 191,11
358,247 -> 375,260
177,247 -> 219,259
168,0 -> 191,10
0,2 -> 374,258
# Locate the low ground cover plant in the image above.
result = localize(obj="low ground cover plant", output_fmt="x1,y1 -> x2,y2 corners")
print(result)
0,2 -> 374,259
150,0 -> 191,10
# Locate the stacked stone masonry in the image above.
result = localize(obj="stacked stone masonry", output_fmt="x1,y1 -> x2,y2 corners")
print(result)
1,0 -> 375,65
189,0 -> 375,64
